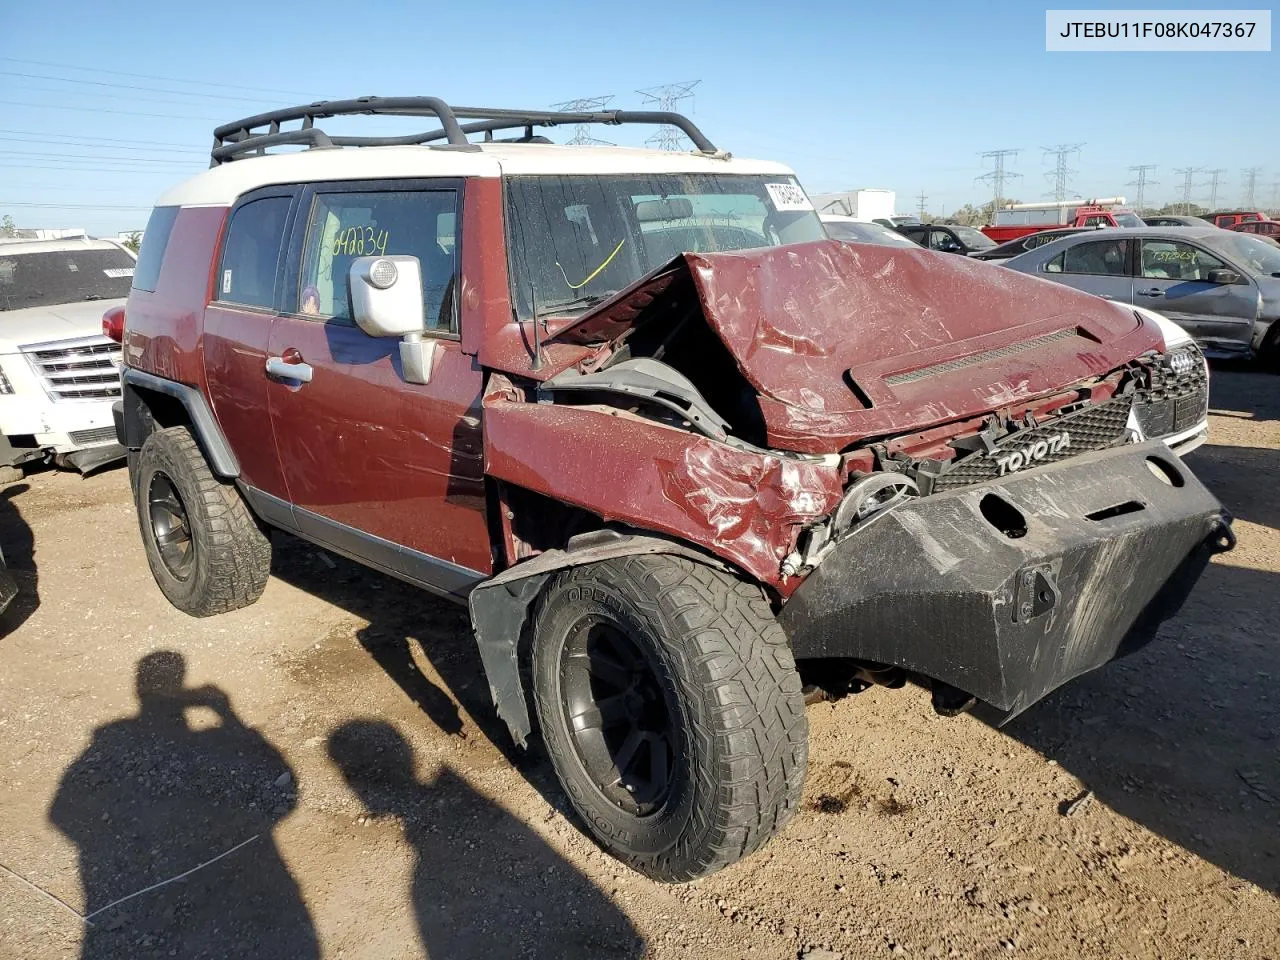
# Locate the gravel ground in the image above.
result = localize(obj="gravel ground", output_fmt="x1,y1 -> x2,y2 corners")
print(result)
0,367 -> 1276,960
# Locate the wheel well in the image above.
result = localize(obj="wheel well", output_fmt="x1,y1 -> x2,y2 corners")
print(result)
132,385 -> 192,434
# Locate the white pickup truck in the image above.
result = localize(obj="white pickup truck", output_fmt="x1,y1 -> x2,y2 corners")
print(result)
0,237 -> 132,474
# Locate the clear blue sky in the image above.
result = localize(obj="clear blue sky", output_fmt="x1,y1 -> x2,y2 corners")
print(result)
1,0 -> 1275,234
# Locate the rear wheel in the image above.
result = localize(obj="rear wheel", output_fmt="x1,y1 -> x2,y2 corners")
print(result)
133,426 -> 271,617
531,554 -> 808,881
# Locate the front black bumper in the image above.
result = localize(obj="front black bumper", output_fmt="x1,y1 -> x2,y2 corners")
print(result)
780,441 -> 1231,719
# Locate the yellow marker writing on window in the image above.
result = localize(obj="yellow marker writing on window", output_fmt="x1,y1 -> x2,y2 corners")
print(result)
555,239 -> 626,290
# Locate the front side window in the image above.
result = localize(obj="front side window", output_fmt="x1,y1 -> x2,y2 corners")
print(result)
0,246 -> 135,312
928,230 -> 958,250
298,189 -> 458,333
217,196 -> 291,310
1046,238 -> 1130,276
504,174 -> 824,320
1140,240 -> 1225,281
1218,215 -> 1238,227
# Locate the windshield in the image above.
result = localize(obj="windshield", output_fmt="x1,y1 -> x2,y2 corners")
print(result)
0,247 -> 135,312
1208,231 -> 1280,277
505,174 -> 825,318
952,225 -> 995,249
824,220 -> 919,247
1113,212 -> 1145,228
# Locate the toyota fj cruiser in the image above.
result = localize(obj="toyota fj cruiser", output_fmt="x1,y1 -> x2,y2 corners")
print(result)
113,98 -> 1232,882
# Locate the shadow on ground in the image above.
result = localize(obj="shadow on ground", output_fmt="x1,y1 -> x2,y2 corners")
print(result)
1002,560 -> 1279,894
48,653 -> 641,959
1184,443 -> 1280,530
1206,363 -> 1280,421
48,652 -> 319,959
269,536 -> 535,768
330,719 -> 643,959
0,482 -> 37,635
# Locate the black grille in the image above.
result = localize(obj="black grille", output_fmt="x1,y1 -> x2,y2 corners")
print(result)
1132,346 -> 1208,440
931,394 -> 1134,492
68,426 -> 119,445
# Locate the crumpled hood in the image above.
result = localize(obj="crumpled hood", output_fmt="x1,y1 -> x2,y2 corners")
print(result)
0,297 -> 125,352
552,240 -> 1163,453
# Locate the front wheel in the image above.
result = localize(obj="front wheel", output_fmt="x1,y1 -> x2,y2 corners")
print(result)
531,554 -> 808,882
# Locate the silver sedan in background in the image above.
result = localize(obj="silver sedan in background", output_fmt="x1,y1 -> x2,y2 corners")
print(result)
1002,227 -> 1280,361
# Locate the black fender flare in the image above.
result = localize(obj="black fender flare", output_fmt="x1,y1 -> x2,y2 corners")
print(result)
115,368 -> 240,478
467,529 -> 735,747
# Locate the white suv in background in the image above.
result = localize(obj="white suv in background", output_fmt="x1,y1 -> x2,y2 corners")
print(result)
0,237 -> 132,474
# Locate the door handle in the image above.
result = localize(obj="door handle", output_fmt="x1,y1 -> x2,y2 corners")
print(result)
265,355 -> 313,382
1137,288 -> 1165,297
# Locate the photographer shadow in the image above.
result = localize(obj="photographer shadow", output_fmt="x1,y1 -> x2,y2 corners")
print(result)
49,652 -> 318,959
329,719 -> 643,959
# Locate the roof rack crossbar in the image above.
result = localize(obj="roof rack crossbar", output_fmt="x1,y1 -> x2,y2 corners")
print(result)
210,98 -> 720,165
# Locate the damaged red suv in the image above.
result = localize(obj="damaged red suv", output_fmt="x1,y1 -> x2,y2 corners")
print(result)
113,98 -> 1232,881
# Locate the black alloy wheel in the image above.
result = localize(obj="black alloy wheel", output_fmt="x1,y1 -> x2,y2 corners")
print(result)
147,471 -> 194,580
560,616 -> 677,817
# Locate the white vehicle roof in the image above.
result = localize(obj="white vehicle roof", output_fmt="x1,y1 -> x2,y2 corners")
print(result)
0,237 -> 129,255
156,143 -> 799,208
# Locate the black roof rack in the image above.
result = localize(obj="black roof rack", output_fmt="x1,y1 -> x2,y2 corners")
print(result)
210,97 -> 723,166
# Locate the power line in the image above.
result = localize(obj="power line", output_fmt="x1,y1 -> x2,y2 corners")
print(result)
0,150 -> 199,165
1043,143 -> 1084,202
0,128 -> 204,150
1204,168 -> 1228,211
0,56 -> 325,99
1173,167 -> 1205,214
636,81 -> 700,151
1126,164 -> 1158,211
0,70 -> 293,105
976,149 -> 1022,213
548,96 -> 615,145
0,135 -> 203,156
0,100 -> 222,122
1241,167 -> 1262,208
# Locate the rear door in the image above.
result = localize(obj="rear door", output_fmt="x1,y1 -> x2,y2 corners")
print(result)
202,187 -> 296,502
1135,237 -> 1257,352
1041,236 -> 1135,303
266,178 -> 490,593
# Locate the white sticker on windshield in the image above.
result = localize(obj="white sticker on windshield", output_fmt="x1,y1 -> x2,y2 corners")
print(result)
222,269 -> 232,294
103,267 -> 134,278
765,182 -> 813,212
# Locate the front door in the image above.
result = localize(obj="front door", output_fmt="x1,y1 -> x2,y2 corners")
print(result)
1135,238 -> 1257,353
266,180 -> 490,594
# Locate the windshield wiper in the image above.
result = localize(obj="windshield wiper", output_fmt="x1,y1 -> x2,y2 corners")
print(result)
533,292 -> 613,319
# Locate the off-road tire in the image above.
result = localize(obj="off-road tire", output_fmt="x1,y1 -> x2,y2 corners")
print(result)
531,554 -> 808,881
133,426 -> 271,617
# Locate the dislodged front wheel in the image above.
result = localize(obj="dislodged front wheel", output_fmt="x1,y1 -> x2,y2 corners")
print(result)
532,554 -> 808,882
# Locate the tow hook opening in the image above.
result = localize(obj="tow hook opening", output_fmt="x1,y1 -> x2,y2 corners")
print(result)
1085,499 -> 1146,522
1145,455 -> 1185,488
979,493 -> 1027,539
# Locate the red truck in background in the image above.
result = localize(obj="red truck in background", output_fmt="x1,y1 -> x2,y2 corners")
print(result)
981,198 -> 1144,243
1210,211 -> 1271,228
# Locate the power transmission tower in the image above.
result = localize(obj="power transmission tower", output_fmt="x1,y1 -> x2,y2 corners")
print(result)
916,190 -> 928,221
549,95 -> 616,145
976,149 -> 1022,215
1240,167 -> 1262,208
636,81 -> 700,151
1126,164 -> 1158,212
1173,167 -> 1204,214
1204,168 -> 1227,211
1271,181 -> 1280,215
1043,143 -> 1084,202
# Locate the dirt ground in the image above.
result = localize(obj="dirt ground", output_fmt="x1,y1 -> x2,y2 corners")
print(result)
0,367 -> 1277,960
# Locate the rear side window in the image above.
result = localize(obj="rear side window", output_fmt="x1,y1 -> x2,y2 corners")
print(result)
132,206 -> 179,293
217,195 -> 292,310
1045,239 -> 1130,276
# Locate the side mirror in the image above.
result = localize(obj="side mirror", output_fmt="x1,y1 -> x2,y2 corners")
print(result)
1206,268 -> 1241,284
349,256 -> 434,385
